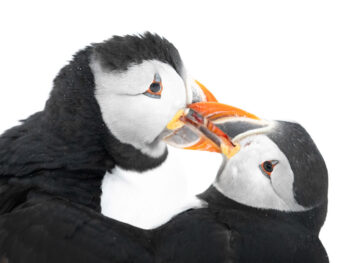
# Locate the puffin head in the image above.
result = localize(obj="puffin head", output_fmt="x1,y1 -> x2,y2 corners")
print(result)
212,120 -> 328,212
167,105 -> 328,212
84,33 -> 216,171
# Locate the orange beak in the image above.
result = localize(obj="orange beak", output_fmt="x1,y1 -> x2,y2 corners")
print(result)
165,81 -> 260,159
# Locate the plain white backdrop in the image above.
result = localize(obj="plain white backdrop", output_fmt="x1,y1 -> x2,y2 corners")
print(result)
0,0 -> 350,261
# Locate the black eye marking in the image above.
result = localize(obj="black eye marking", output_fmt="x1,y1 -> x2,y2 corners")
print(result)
259,160 -> 279,179
144,73 -> 163,99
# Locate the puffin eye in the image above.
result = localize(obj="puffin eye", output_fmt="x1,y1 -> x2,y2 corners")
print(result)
259,160 -> 279,178
149,83 -> 162,93
144,73 -> 163,99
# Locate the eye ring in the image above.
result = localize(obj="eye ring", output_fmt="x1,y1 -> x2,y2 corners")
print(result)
259,160 -> 279,178
144,73 -> 163,99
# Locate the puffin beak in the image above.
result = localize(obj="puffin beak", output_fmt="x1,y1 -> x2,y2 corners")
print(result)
164,79 -> 218,131
165,93 -> 261,159
189,80 -> 218,103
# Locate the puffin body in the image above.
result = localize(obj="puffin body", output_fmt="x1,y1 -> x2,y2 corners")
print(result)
0,193 -> 153,263
152,120 -> 329,263
0,33 -> 215,261
154,187 -> 328,263
100,147 -> 207,229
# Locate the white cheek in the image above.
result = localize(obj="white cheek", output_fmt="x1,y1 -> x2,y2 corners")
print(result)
98,95 -> 160,144
92,59 -> 186,157
215,135 -> 306,211
158,63 -> 186,110
271,160 -> 306,211
223,157 -> 279,206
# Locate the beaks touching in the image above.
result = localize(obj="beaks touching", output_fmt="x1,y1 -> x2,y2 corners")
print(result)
164,81 -> 260,159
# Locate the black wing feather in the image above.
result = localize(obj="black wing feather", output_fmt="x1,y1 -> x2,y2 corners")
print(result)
0,196 -> 153,263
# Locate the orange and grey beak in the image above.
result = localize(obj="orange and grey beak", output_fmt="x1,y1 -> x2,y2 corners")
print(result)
164,81 -> 261,158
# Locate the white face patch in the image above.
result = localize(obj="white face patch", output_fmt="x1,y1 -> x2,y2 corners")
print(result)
91,59 -> 187,158
214,134 -> 306,211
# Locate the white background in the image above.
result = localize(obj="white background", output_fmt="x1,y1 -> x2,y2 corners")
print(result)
0,0 -> 350,261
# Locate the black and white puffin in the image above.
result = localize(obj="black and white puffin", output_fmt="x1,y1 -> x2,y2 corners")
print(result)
154,114 -> 329,263
0,33 -> 222,262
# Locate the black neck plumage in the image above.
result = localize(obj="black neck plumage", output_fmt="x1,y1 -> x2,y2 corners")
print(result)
198,185 -> 327,235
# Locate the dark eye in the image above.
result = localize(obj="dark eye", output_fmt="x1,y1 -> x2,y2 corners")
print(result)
259,160 -> 279,178
144,73 -> 163,99
149,82 -> 162,93
263,161 -> 274,172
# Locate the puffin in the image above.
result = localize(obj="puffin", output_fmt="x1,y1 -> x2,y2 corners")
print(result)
0,33 -> 224,262
153,114 -> 329,263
